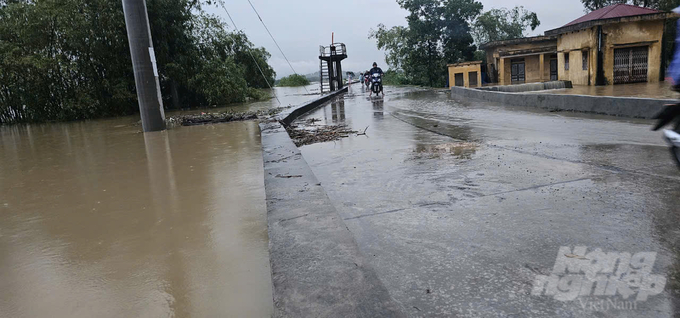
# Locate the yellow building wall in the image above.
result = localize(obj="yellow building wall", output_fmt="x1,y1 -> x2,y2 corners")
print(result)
485,40 -> 557,84
558,52 -> 568,81
448,64 -> 482,88
525,55 -> 542,83
557,20 -> 664,85
557,28 -> 597,85
499,54 -> 551,85
486,50 -> 499,83
601,19 -> 664,84
543,55 -> 553,80
502,59 -> 511,85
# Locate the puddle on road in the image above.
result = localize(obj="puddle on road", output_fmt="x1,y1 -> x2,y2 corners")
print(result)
412,142 -> 479,160
0,118 -> 273,317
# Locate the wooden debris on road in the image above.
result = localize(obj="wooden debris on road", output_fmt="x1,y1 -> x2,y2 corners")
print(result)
286,123 -> 357,147
166,106 -> 292,126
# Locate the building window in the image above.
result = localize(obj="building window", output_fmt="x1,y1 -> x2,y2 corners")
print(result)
582,51 -> 588,71
565,53 -> 570,70
469,71 -> 478,87
454,73 -> 464,87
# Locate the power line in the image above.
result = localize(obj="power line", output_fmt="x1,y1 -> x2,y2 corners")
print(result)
217,1 -> 281,105
246,0 -> 309,94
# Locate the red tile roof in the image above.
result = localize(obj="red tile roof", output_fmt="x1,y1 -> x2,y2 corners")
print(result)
563,4 -> 662,27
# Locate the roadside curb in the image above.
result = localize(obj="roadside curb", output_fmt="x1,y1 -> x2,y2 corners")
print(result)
259,89 -> 405,317
279,87 -> 348,126
450,85 -> 674,119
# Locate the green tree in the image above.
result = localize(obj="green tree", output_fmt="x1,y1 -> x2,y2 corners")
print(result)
189,14 -> 275,105
277,74 -> 310,87
581,0 -> 627,11
0,0 -> 137,122
473,50 -> 486,61
382,70 -> 409,85
370,0 -> 483,87
0,0 -> 276,124
370,25 -> 410,72
472,6 -> 540,44
580,0 -> 678,11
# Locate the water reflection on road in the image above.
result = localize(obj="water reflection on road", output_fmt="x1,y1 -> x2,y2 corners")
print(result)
299,85 -> 680,317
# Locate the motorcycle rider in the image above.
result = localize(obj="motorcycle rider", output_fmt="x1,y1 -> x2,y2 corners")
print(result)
668,7 -> 680,93
654,6 -> 680,167
364,71 -> 370,88
368,62 -> 384,97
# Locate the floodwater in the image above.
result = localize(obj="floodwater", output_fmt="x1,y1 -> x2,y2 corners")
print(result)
0,86 -> 316,318
530,81 -> 680,99
298,85 -> 680,317
168,84 -> 320,115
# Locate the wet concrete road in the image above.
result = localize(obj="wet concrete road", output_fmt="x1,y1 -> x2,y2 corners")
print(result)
530,81 -> 680,99
0,86 -> 318,318
298,85 -> 680,317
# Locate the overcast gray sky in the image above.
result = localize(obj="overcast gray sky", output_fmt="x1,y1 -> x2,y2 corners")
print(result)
205,0 -> 587,78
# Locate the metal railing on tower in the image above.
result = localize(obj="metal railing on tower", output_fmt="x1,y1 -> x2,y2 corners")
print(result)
319,43 -> 348,93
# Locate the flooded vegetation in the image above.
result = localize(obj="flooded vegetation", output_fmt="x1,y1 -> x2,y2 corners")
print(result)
166,106 -> 290,126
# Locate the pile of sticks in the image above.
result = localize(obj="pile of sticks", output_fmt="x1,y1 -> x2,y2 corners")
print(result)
170,111 -> 259,126
166,106 -> 292,126
286,123 -> 358,147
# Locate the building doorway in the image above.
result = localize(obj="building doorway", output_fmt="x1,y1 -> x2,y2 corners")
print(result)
550,57 -> 558,81
511,59 -> 525,84
613,46 -> 648,84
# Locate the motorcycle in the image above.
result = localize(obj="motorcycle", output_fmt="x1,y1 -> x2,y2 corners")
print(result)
371,73 -> 383,95
652,103 -> 680,168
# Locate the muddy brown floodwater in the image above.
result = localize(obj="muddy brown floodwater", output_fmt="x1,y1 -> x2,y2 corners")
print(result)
0,118 -> 273,317
0,85 -> 320,318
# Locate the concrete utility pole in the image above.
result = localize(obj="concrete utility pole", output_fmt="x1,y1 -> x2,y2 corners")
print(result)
122,0 -> 166,132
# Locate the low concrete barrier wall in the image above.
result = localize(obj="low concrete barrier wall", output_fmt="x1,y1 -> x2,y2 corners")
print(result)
451,85 -> 673,119
279,87 -> 348,126
260,89 -> 405,317
477,81 -> 572,92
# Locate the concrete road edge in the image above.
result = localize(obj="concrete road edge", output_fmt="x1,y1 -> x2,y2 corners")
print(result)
450,85 -> 674,119
259,88 -> 406,317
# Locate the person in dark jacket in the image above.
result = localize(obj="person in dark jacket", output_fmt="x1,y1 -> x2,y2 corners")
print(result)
368,62 -> 384,97
668,7 -> 680,91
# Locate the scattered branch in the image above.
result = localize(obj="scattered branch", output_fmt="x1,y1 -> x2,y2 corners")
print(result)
166,105 -> 292,126
356,126 -> 369,136
286,124 -> 357,147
